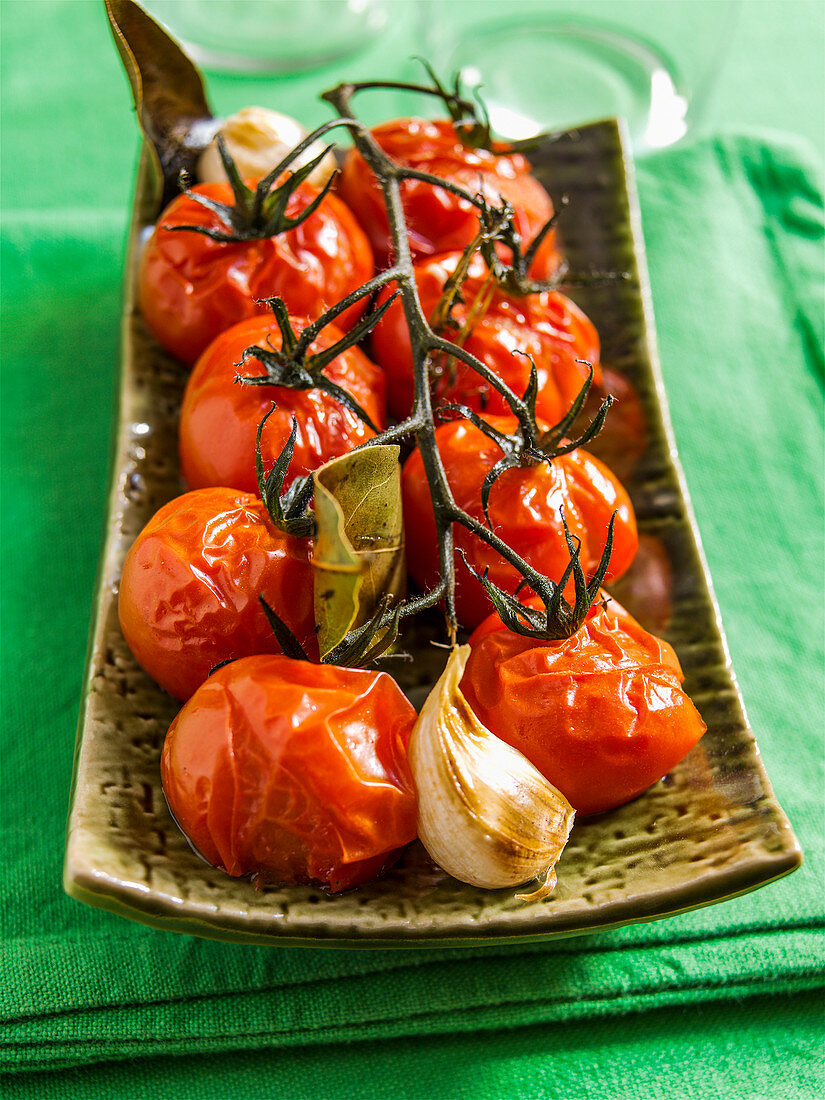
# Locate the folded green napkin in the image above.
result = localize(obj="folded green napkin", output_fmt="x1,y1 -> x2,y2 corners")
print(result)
2,128 -> 822,1088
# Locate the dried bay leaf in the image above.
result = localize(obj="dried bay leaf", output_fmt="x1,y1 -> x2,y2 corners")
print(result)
312,446 -> 406,659
105,0 -> 215,210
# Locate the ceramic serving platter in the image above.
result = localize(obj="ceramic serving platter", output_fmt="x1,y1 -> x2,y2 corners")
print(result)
64,120 -> 801,947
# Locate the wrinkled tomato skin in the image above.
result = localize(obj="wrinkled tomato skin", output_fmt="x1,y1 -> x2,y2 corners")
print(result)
179,314 -> 386,494
161,655 -> 418,892
402,416 -> 638,629
371,251 -> 600,422
461,606 -> 706,816
337,119 -> 560,276
118,488 -> 317,701
139,181 -> 374,366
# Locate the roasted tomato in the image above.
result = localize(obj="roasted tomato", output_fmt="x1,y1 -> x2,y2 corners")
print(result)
337,118 -> 560,276
161,655 -> 418,892
461,601 -> 706,816
118,487 -> 317,701
371,251 -> 600,422
402,416 -> 638,629
179,313 -> 386,495
139,181 -> 374,365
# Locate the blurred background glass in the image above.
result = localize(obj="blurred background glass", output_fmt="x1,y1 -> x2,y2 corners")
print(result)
141,0 -> 741,156
17,0 -> 817,220
426,0 -> 742,155
141,0 -> 390,73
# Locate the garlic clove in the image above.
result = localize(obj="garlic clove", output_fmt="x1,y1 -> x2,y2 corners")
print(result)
197,106 -> 337,189
408,646 -> 575,900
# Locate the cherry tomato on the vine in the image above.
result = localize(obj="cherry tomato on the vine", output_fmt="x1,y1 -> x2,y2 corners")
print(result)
179,314 -> 386,495
402,415 -> 638,629
461,601 -> 706,817
118,487 -> 318,701
139,181 -> 374,365
371,251 -> 600,422
161,655 -> 419,892
337,118 -> 560,276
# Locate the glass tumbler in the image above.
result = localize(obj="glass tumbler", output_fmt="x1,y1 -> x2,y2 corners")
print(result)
428,0 -> 741,154
141,0 -> 390,73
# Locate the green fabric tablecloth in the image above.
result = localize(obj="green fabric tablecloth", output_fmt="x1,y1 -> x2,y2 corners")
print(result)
2,2 -> 823,1096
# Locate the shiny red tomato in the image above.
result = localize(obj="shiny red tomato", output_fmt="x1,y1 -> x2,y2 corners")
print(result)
402,416 -> 638,629
161,655 -> 418,892
337,118 -> 560,276
139,181 -> 374,365
179,314 -> 386,495
118,487 -> 317,701
461,602 -> 706,816
371,251 -> 600,422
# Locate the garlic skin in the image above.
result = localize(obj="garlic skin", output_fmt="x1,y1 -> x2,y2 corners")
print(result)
197,107 -> 336,189
408,646 -> 575,900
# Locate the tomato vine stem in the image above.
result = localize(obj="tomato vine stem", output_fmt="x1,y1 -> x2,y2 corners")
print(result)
319,80 -> 613,646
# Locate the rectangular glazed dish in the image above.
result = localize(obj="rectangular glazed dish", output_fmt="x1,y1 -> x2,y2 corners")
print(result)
63,119 -> 801,946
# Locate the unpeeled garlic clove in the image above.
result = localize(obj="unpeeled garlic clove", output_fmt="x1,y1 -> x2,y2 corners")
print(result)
408,646 -> 575,901
197,106 -> 337,189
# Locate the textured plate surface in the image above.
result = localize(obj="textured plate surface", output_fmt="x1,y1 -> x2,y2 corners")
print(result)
64,120 -> 801,946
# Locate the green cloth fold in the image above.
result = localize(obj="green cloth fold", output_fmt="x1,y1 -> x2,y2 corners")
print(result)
5,991 -> 825,1100
4,927 -> 823,1072
2,128 -> 823,1077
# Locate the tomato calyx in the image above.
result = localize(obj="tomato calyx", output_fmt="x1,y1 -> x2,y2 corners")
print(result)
323,596 -> 405,667
462,507 -> 616,641
169,131 -> 340,243
460,193 -> 628,300
413,59 -> 500,153
258,596 -> 316,661
260,569 -> 449,671
473,192 -> 565,296
428,207 -> 513,340
237,295 -> 395,433
255,408 -> 315,539
327,62 -> 507,156
439,362 -> 612,527
259,592 -> 406,670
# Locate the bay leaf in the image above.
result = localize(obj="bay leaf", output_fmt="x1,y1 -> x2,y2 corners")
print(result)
105,0 -> 215,211
312,446 -> 406,659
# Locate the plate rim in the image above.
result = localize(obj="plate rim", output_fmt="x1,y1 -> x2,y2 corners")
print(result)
63,117 -> 802,947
